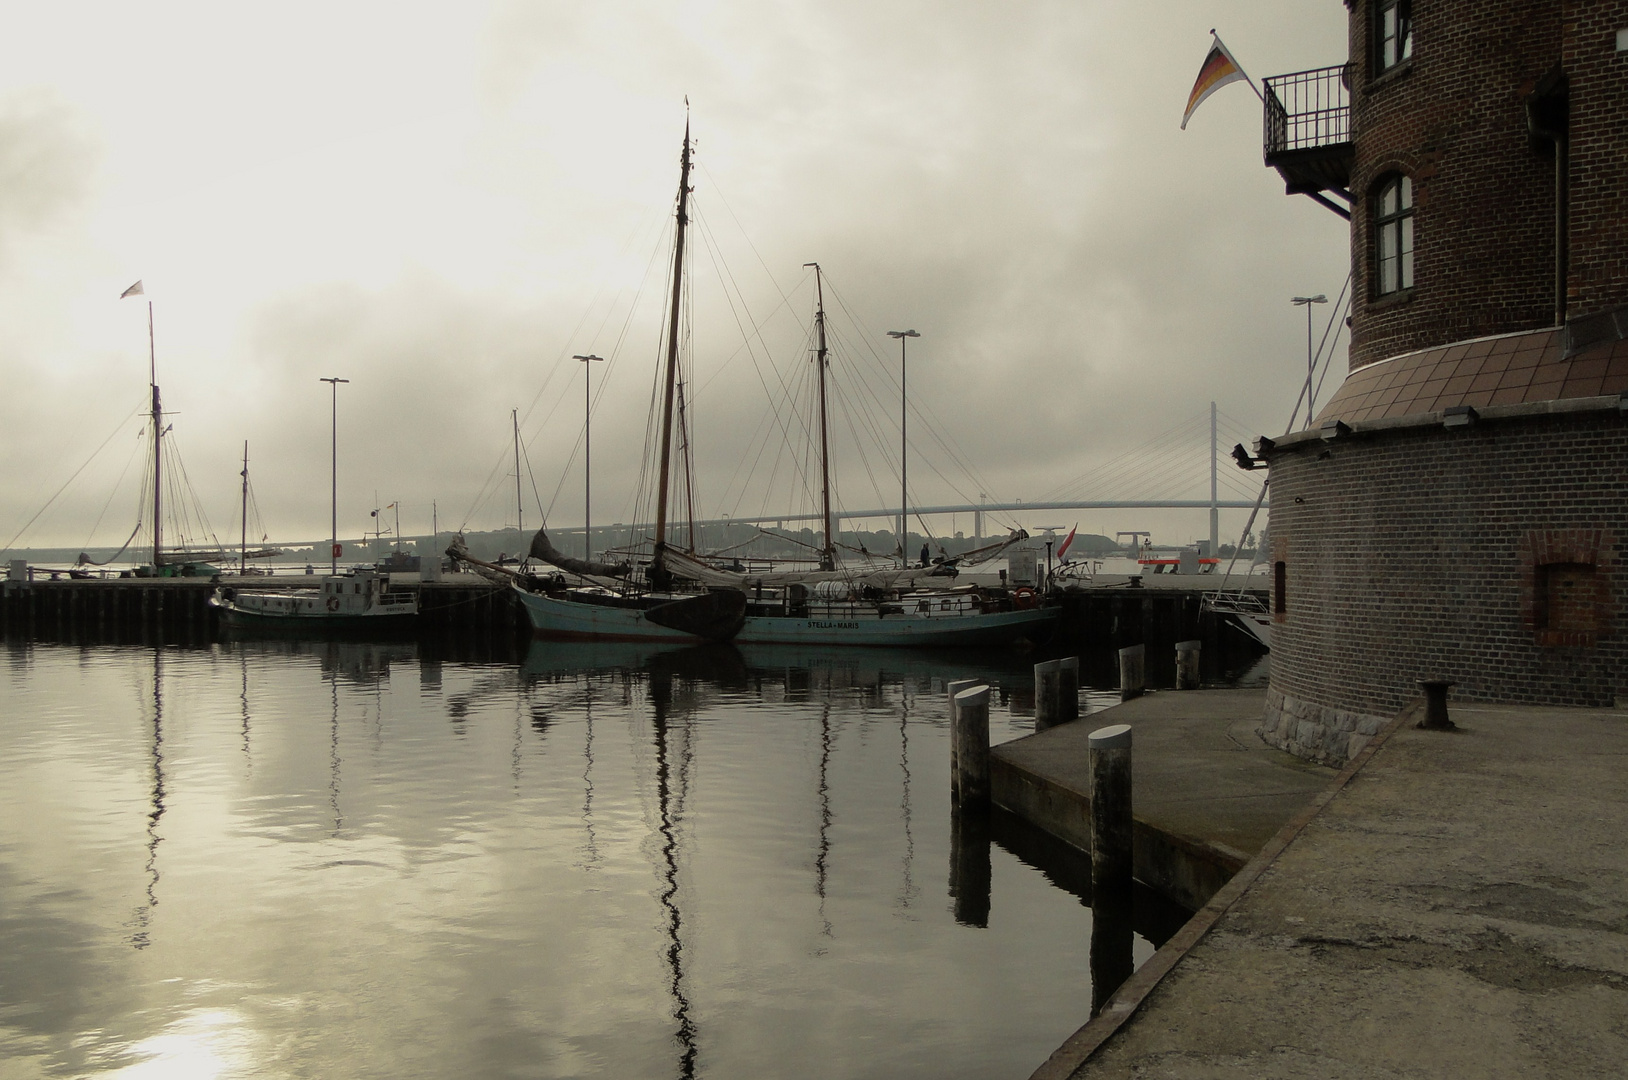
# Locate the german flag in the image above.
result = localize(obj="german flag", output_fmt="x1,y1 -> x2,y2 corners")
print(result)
1181,33 -> 1251,130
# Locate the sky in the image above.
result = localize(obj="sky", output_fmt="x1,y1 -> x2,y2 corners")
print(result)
0,1 -> 1351,554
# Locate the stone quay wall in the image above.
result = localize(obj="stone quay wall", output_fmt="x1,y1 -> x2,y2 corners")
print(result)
1260,405 -> 1627,765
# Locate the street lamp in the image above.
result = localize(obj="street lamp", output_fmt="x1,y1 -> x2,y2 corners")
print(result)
886,329 -> 920,558
319,376 -> 349,575
573,354 -> 605,560
1291,295 -> 1328,426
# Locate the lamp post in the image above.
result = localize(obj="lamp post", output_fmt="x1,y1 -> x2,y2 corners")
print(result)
573,354 -> 604,560
320,376 -> 349,575
1291,295 -> 1328,426
886,329 -> 920,558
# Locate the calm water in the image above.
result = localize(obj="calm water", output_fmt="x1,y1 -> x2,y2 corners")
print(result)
0,637 -> 1155,1079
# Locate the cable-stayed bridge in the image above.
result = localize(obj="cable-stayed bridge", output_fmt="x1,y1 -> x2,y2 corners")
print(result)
680,404 -> 1271,548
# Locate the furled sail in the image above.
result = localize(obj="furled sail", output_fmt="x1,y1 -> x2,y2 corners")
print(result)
528,528 -> 632,578
654,529 -> 1029,592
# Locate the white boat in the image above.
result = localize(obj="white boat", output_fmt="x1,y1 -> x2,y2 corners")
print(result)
508,122 -> 1054,649
1203,589 -> 1272,649
210,570 -> 418,632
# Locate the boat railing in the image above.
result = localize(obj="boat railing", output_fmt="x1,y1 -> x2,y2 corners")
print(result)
1202,589 -> 1269,615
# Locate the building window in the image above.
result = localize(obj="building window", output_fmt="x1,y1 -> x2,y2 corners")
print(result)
1273,561 -> 1287,617
1375,175 -> 1414,295
1376,0 -> 1412,73
1535,563 -> 1598,640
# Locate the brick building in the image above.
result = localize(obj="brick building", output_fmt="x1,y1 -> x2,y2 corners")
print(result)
1252,0 -> 1628,764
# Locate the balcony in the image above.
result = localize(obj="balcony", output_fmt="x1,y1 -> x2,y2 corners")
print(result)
1263,65 -> 1353,204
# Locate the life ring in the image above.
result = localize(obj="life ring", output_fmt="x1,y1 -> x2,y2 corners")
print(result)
326,596 -> 339,612
1012,586 -> 1037,610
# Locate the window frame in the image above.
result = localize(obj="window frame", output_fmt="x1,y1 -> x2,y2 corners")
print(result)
1375,0 -> 1413,76
1373,174 -> 1415,297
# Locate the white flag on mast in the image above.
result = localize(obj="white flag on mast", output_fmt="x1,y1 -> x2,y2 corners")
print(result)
120,280 -> 145,299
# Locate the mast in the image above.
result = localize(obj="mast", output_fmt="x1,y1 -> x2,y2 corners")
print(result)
240,441 -> 249,574
652,121 -> 693,566
807,263 -> 835,571
513,408 -> 523,540
149,301 -> 162,568
677,378 -> 697,552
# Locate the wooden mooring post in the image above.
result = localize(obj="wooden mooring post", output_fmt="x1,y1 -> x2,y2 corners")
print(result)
1175,639 -> 1202,690
951,684 -> 991,805
1034,656 -> 1080,731
1117,643 -> 1145,701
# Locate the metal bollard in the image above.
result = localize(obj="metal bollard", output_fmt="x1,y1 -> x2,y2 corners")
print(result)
1417,679 -> 1456,730
952,685 -> 992,805
1175,639 -> 1202,690
1089,723 -> 1133,895
1117,644 -> 1145,701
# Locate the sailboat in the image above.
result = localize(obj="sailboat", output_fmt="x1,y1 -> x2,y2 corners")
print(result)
509,123 -> 1056,648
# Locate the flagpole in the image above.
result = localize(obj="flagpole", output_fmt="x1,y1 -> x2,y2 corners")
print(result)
1212,30 -> 1265,103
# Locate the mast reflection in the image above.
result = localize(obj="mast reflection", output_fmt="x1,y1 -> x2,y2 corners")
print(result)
649,668 -> 698,1079
131,647 -> 166,949
815,700 -> 833,938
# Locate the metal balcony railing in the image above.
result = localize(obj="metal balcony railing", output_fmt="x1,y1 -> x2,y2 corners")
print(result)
1263,65 -> 1351,158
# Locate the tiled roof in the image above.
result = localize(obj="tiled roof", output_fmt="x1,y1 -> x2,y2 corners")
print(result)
1316,327 -> 1628,424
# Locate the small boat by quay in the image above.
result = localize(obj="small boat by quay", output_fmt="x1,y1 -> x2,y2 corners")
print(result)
209,570 -> 418,632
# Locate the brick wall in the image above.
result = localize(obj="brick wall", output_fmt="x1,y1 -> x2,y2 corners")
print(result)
1343,0 -> 1628,370
1261,409 -> 1628,763
1562,1 -> 1628,317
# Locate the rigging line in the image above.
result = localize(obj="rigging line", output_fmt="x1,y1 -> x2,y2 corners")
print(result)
1282,271 -> 1353,435
1312,296 -> 1354,408
746,319 -> 823,512
517,200 -> 670,434
820,277 -> 1011,508
692,233 -> 821,515
822,318 -> 1018,530
164,430 -> 222,551
829,375 -> 893,527
689,205 -> 805,395
466,209 -> 673,531
84,430 -> 147,548
2,409 -> 142,556
693,160 -> 802,313
724,317 -> 822,521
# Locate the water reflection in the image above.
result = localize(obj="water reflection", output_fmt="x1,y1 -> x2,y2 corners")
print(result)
948,804 -> 992,928
650,667 -> 699,1078
131,649 -> 165,950
1,634 -> 1183,1079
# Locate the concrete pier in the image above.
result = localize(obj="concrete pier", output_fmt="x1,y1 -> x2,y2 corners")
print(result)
1035,701 -> 1628,1080
990,690 -> 1333,912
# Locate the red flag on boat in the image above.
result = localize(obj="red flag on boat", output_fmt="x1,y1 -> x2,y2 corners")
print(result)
1057,524 -> 1078,561
1181,32 -> 1252,130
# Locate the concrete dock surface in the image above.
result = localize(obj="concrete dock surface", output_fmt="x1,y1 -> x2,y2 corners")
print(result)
1052,701 -> 1628,1079
993,690 -> 1335,909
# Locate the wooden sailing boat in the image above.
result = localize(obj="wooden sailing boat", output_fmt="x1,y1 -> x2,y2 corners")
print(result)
512,122 -> 1055,648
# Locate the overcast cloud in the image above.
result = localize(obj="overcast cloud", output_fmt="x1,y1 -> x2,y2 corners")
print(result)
0,1 -> 1349,552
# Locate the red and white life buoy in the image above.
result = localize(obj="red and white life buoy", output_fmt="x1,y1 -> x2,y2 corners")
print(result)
326,596 -> 339,612
1011,586 -> 1037,610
